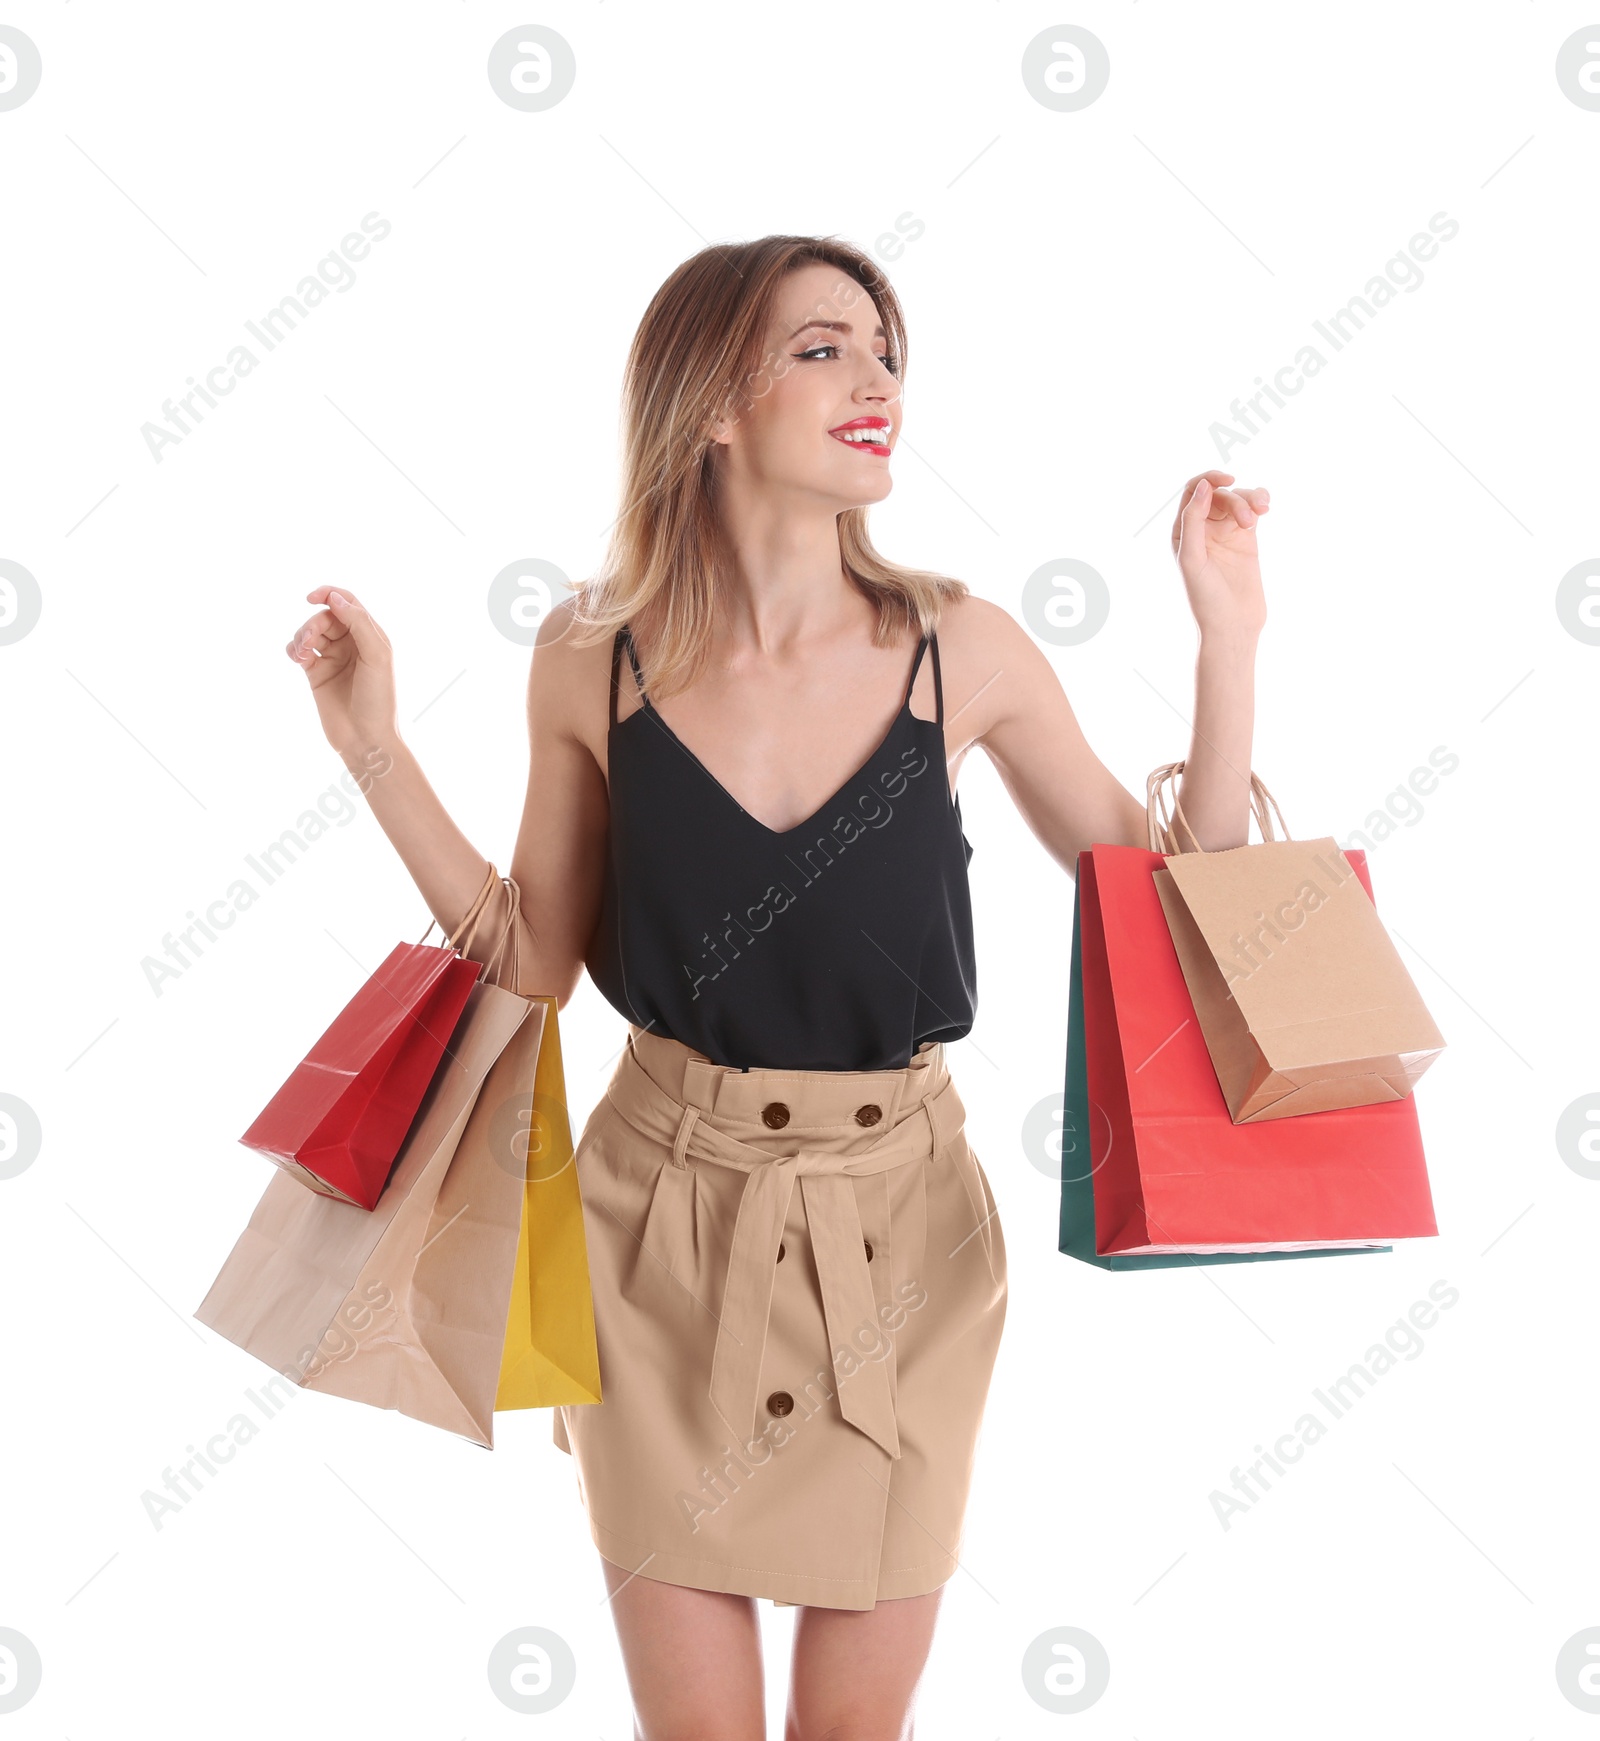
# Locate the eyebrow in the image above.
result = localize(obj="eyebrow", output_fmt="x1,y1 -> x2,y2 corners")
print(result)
785,317 -> 888,342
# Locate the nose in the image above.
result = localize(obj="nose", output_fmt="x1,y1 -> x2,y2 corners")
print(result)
856,363 -> 899,407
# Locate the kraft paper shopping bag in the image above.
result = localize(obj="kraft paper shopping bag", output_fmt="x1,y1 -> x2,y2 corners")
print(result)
297,991 -> 547,1444
196,976 -> 534,1424
1146,763 -> 1445,1123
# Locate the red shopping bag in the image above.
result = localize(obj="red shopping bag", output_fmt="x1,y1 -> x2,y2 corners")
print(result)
238,866 -> 508,1210
1080,844 -> 1439,1255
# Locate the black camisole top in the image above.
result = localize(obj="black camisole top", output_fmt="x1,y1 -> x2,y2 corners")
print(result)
587,623 -> 977,1072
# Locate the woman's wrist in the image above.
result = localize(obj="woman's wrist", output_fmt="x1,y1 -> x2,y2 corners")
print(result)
337,733 -> 407,794
1195,623 -> 1262,662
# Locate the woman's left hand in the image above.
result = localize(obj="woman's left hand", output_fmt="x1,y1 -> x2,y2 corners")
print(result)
1170,470 -> 1270,641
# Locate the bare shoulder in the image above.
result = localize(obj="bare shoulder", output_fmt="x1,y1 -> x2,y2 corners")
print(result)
931,590 -> 1060,750
527,596 -> 617,766
933,590 -> 1036,664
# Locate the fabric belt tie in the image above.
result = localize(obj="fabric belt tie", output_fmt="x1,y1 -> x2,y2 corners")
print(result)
664,1089 -> 950,1462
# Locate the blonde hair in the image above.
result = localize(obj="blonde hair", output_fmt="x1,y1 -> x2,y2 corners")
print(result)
567,233 -> 969,700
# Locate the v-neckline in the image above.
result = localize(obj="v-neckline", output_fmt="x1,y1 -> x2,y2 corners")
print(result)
623,690 -> 930,840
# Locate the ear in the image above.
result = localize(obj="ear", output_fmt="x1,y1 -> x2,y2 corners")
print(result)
707,409 -> 737,446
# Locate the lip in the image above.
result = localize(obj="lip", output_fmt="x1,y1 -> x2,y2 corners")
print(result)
828,415 -> 892,457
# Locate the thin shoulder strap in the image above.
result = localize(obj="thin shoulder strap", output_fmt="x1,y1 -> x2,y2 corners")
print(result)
609,624 -> 647,727
608,627 -> 624,726
901,630 -> 943,726
901,631 -> 930,713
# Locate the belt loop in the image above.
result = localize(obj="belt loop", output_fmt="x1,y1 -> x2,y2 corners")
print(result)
923,1079 -> 959,1160
681,1057 -> 721,1113
671,1103 -> 699,1170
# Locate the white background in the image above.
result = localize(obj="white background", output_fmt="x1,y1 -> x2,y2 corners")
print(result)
3,2 -> 1596,1735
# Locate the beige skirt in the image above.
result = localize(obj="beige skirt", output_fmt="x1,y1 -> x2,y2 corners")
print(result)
552,1022 -> 1008,1612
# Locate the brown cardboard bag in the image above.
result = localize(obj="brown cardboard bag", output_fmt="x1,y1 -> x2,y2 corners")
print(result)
1145,762 -> 1445,1123
196,874 -> 553,1446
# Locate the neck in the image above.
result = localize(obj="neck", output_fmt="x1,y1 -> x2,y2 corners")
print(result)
711,491 -> 870,656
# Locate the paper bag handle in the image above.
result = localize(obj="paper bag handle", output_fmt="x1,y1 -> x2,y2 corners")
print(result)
1145,761 -> 1292,854
498,877 -> 522,993
416,859 -> 495,951
417,861 -> 522,988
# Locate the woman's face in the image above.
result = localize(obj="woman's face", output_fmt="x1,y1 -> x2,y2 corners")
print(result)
714,261 -> 901,512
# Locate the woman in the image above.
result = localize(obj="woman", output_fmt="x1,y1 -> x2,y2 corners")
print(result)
285,235 -> 1267,1739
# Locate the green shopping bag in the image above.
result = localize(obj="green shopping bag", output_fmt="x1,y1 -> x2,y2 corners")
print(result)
1058,879 -> 1393,1271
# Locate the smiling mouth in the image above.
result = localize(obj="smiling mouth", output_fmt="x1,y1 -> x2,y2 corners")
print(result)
828,421 -> 892,456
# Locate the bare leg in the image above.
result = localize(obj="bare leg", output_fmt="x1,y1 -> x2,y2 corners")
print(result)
598,1555 -> 766,1740
783,1586 -> 946,1740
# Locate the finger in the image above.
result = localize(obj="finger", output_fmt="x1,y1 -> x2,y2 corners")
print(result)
287,608 -> 340,655
287,621 -> 336,666
306,585 -> 362,608
1177,476 -> 1213,542
1212,488 -> 1257,528
324,587 -> 385,660
1223,483 -> 1270,515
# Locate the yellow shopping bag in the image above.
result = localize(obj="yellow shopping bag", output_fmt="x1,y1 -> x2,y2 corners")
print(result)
495,995 -> 602,1410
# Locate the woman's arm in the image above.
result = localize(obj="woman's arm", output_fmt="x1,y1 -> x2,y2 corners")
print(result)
1164,470 -> 1268,850
948,599 -> 1145,872
943,471 -> 1268,866
502,602 -> 612,1005
289,589 -> 608,1002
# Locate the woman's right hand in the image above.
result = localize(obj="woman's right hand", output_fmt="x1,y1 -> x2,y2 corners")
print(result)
287,587 -> 400,759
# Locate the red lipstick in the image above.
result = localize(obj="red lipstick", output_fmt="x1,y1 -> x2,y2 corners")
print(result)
827,415 -> 892,457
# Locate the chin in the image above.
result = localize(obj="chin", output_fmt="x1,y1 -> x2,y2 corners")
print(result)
844,475 -> 894,510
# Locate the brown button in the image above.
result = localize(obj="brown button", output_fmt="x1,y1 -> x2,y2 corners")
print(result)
761,1101 -> 790,1129
766,1390 -> 794,1417
776,1241 -> 786,1263
854,1103 -> 882,1127
863,1240 -> 874,1262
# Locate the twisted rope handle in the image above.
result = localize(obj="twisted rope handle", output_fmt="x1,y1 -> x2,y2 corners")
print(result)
498,876 -> 522,994
416,859 -> 494,952
1145,761 -> 1292,854
473,872 -> 520,991
417,861 -> 523,989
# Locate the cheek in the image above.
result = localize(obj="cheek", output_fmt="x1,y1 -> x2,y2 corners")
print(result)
754,370 -> 837,460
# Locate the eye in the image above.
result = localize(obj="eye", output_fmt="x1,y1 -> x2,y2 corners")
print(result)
795,342 -> 902,378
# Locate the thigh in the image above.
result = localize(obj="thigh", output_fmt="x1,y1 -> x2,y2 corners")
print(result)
598,1556 -> 766,1740
784,1586 -> 946,1738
